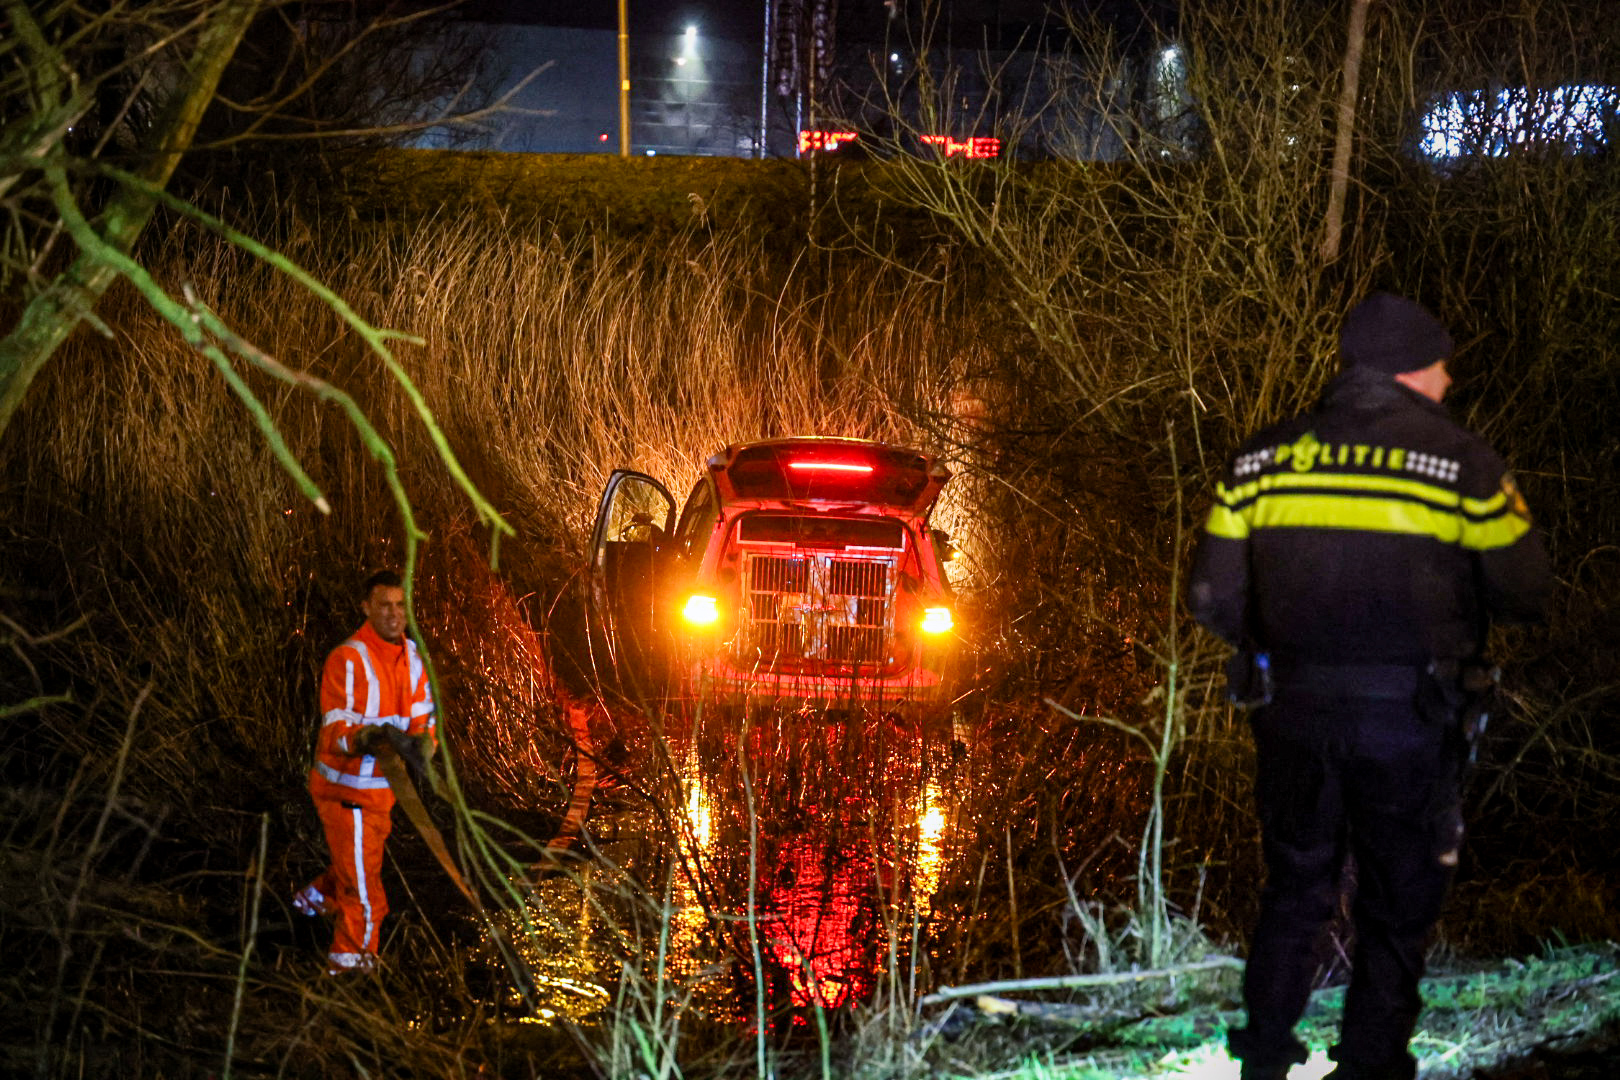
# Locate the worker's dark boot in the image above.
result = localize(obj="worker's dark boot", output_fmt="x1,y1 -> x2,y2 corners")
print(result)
1229,1024 -> 1308,1080
1322,1053 -> 1418,1080
1238,1064 -> 1294,1080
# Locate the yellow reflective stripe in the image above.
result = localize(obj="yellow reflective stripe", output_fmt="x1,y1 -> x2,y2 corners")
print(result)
1213,465 -> 1532,548
1247,493 -> 1462,541
1460,511 -> 1531,550
1205,504 -> 1249,539
1461,491 -> 1507,517
1227,470 -> 1461,507
1265,470 -> 1460,507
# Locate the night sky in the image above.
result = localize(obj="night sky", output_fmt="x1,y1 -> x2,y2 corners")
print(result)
456,1 -> 1177,47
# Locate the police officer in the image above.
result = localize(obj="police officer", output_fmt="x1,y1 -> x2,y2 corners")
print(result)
1190,293 -> 1552,1080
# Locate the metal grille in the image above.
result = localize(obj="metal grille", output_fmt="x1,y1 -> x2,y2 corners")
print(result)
739,552 -> 895,667
749,555 -> 810,595
828,559 -> 887,599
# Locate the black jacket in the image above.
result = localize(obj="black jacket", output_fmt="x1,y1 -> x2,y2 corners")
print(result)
1189,368 -> 1552,665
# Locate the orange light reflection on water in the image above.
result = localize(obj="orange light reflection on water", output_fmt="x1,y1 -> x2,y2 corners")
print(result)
484,887 -> 614,1022
668,762 -> 716,989
915,780 -> 947,917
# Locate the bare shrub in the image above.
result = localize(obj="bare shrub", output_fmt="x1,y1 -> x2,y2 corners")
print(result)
847,0 -> 1620,970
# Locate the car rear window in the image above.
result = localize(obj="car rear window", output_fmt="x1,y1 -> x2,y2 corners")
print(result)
725,444 -> 932,505
735,514 -> 906,550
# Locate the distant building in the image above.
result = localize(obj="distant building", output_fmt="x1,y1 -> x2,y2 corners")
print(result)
1418,84 -> 1618,160
407,4 -> 1614,165
406,0 -> 1186,161
411,1 -> 768,157
411,24 -> 760,156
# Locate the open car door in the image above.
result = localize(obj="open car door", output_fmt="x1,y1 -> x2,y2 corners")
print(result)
587,470 -> 677,695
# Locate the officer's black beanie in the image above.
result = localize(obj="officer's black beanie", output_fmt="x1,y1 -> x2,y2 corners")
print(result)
1340,292 -> 1454,374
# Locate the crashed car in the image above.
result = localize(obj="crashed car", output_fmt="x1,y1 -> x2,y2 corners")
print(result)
588,437 -> 958,711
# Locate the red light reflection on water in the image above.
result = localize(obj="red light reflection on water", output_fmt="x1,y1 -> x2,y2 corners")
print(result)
693,712 -> 940,1018
762,834 -> 882,1010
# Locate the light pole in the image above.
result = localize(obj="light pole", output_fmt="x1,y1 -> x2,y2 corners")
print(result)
618,0 -> 631,157
758,0 -> 774,158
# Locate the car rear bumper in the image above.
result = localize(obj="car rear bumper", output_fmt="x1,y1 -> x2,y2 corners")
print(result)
695,661 -> 946,708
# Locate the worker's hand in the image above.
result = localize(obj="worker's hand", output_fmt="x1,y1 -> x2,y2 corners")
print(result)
350,724 -> 390,757
384,727 -> 432,774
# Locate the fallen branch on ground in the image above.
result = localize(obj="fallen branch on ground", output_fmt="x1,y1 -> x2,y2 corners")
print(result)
919,955 -> 1245,1007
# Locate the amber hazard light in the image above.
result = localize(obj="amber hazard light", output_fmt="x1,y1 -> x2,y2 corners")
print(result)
682,594 -> 720,625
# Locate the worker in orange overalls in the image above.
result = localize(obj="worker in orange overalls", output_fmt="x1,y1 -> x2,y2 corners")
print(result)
294,570 -> 436,974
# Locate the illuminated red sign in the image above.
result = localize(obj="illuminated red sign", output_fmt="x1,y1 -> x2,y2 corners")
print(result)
798,129 -> 859,153
920,134 -> 1001,159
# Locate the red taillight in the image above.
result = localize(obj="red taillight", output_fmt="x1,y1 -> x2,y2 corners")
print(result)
787,461 -> 874,474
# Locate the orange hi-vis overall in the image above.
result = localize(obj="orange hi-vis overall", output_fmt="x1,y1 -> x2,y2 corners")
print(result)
297,621 -> 435,973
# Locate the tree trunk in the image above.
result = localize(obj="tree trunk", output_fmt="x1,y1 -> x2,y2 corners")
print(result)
1321,0 -> 1372,263
0,0 -> 261,437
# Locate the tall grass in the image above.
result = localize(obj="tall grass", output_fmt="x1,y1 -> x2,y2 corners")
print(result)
0,207 -> 1029,1077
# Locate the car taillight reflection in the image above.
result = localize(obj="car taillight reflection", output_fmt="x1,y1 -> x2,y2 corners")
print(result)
768,835 -> 877,1012
682,593 -> 720,625
921,606 -> 954,634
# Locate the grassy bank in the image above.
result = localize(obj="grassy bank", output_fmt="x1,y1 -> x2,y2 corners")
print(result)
2,212 -> 1139,1077
909,943 -> 1620,1080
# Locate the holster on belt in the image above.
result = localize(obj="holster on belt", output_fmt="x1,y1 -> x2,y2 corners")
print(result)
1422,657 -> 1500,762
1224,647 -> 1273,709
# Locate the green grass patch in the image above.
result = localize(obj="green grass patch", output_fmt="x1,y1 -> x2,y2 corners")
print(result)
924,943 -> 1620,1080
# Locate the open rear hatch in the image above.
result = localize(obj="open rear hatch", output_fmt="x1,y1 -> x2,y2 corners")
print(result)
709,439 -> 949,516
